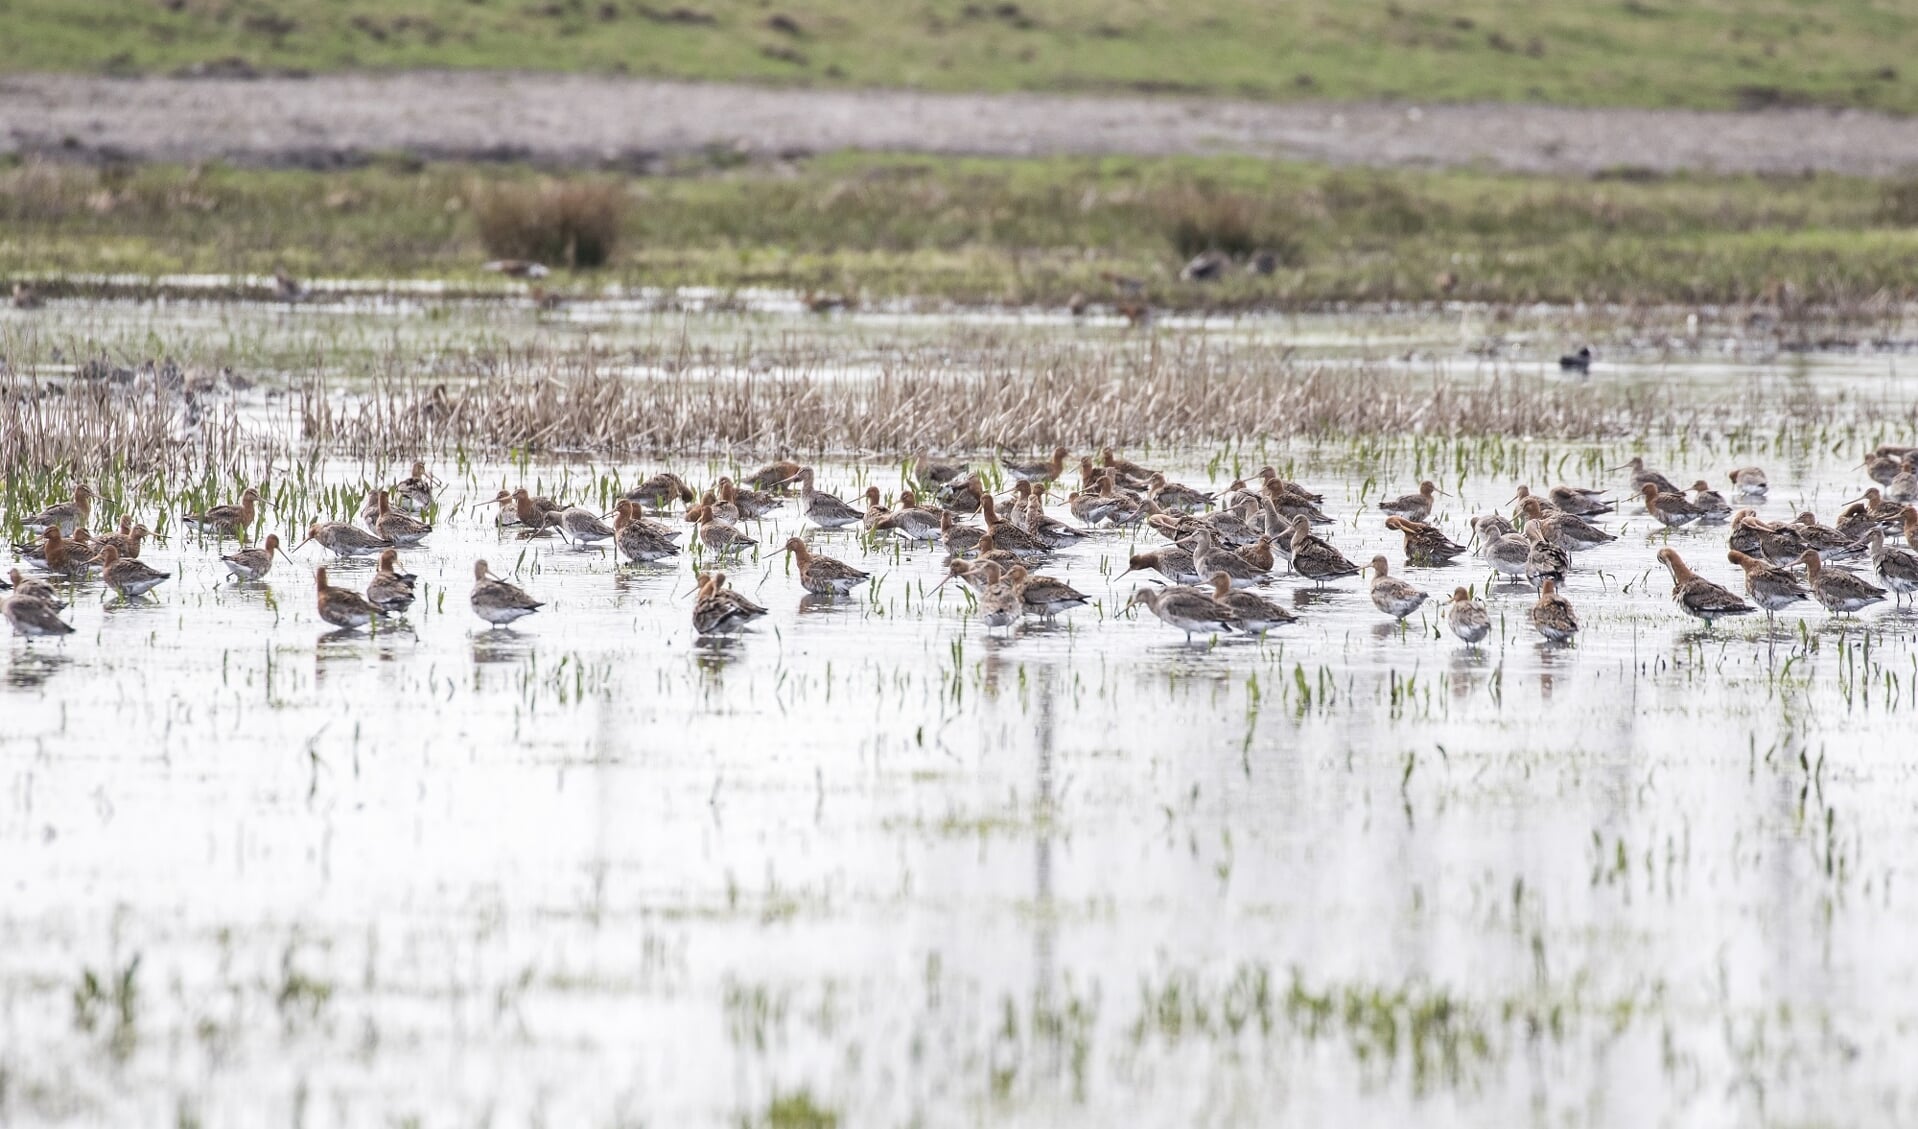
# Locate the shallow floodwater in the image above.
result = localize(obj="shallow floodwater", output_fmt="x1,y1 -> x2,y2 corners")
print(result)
4,299 -> 1918,1128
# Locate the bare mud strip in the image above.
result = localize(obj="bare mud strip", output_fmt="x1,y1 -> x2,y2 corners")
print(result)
5,72 -> 1918,175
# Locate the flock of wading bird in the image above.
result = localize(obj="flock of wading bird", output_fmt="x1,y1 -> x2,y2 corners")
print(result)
4,445 -> 1918,644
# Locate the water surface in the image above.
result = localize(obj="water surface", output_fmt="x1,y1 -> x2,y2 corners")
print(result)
2,300 -> 1916,1128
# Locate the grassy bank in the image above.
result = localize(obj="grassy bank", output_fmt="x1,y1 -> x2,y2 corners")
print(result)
7,152 -> 1918,309
5,0 -> 1916,113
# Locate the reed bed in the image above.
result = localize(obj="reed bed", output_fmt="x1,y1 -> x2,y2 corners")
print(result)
296,337 -> 1876,460
0,376 -> 246,481
4,332 -> 1903,485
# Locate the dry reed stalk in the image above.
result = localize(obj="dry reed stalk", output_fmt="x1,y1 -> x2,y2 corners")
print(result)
0,373 -> 245,477
293,337 -> 1863,460
3,335 -> 1897,481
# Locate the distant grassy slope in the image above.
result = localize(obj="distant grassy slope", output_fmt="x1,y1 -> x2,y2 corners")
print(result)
2,0 -> 1915,112
7,153 -> 1918,309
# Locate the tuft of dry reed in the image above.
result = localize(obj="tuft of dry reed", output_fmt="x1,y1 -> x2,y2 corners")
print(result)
467,179 -> 624,269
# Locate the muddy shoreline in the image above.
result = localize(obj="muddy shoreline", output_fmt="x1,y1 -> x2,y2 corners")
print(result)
6,72 -> 1918,175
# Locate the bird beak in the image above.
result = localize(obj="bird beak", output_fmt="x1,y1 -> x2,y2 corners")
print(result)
291,536 -> 313,553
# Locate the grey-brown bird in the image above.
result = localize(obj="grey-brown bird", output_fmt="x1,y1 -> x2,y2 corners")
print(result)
1657,548 -> 1754,625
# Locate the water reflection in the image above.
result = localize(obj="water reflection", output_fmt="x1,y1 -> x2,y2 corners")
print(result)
692,634 -> 743,674
1878,607 -> 1918,630
1015,619 -> 1071,642
977,647 -> 1011,696
1141,638 -> 1238,678
371,625 -> 417,662
8,415 -> 1918,1124
311,627 -> 383,685
796,593 -> 857,615
1674,627 -> 1725,649
101,592 -> 170,619
1029,665 -> 1059,1081
610,565 -> 676,596
6,649 -> 71,689
1447,648 -> 1490,701
470,629 -> 535,665
1534,640 -> 1570,699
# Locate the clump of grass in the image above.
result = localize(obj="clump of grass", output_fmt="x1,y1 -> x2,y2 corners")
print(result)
748,1089 -> 837,1129
1317,173 -> 1436,237
1150,184 -> 1303,264
467,178 -> 624,269
1877,177 -> 1918,227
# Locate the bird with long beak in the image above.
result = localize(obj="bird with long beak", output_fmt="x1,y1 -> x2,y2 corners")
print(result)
4,591 -> 74,637
1727,549 -> 1810,628
1378,480 -> 1445,522
781,537 -> 870,596
393,461 -> 442,513
315,567 -> 381,631
1796,550 -> 1886,616
295,520 -> 394,557
1125,585 -> 1238,644
1528,579 -> 1580,641
183,486 -> 267,538
220,533 -> 294,582
489,487 -> 565,531
365,549 -> 418,614
1444,587 -> 1491,645
1866,527 -> 1918,605
470,560 -> 544,627
1656,548 -> 1755,625
21,484 -> 97,537
99,545 -> 170,599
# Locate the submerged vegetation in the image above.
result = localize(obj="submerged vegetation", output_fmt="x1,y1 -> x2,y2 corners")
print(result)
9,153 -> 1918,310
